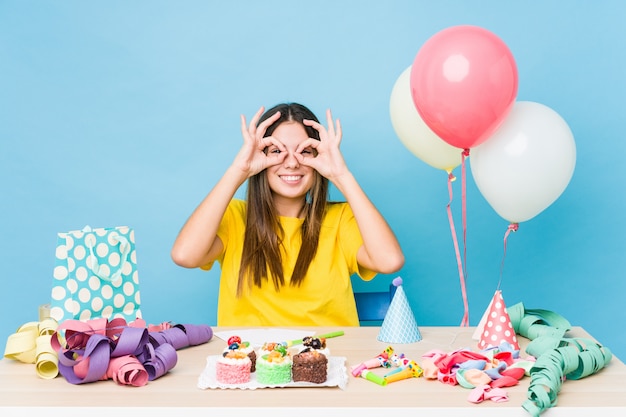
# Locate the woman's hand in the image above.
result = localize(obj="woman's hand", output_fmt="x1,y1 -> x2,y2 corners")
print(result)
297,109 -> 350,182
232,106 -> 287,177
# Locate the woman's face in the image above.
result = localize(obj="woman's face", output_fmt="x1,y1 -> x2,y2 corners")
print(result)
265,121 -> 315,211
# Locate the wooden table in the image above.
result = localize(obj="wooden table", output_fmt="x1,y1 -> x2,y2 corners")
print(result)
1,326 -> 624,416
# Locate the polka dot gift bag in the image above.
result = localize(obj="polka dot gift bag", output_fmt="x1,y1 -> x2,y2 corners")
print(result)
49,225 -> 142,323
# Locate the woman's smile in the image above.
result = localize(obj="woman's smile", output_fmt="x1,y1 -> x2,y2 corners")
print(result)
280,175 -> 303,184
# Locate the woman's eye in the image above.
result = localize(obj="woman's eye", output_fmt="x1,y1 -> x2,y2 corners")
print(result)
269,148 -> 281,154
301,148 -> 313,155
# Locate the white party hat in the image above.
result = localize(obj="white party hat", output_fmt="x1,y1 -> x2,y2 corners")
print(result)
472,295 -> 494,340
377,277 -> 422,343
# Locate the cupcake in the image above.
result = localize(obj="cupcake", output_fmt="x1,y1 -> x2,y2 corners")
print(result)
298,336 -> 330,357
292,336 -> 330,383
292,349 -> 328,383
256,342 -> 292,385
224,335 -> 257,372
215,350 -> 252,384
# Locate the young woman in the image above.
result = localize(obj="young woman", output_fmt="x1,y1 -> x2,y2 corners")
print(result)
171,103 -> 404,326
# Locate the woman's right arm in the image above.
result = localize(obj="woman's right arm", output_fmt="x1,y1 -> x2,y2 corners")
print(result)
170,107 -> 286,268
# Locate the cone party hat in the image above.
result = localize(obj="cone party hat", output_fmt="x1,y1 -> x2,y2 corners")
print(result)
377,277 -> 422,343
472,296 -> 493,340
477,290 -> 519,350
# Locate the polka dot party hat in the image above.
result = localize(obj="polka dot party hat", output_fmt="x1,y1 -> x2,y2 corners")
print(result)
377,277 -> 422,344
477,290 -> 519,350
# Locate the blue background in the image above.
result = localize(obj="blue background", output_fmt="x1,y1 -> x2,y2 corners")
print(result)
2,1 -> 625,360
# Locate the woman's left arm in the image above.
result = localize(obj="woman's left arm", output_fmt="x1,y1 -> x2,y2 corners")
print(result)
335,171 -> 405,273
298,109 -> 405,273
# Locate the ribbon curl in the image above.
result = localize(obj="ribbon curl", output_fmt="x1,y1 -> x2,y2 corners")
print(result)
50,318 -> 212,386
4,318 -> 60,379
508,302 -> 612,416
5,315 -> 213,386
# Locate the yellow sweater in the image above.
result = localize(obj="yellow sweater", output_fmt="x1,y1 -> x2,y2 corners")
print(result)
202,199 -> 375,326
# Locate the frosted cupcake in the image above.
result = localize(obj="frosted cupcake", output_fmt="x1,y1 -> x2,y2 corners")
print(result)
223,335 -> 257,372
216,350 -> 252,384
298,336 -> 330,357
292,336 -> 330,383
256,342 -> 292,385
292,349 -> 328,383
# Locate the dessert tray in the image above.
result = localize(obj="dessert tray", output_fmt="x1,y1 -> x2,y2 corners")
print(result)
197,355 -> 348,390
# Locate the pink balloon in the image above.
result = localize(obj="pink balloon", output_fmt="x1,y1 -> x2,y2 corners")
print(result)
410,25 -> 518,149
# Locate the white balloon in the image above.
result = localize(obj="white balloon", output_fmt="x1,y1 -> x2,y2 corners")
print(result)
390,66 -> 463,172
471,101 -> 576,223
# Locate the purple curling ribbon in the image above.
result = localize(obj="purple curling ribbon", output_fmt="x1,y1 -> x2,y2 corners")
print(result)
150,327 -> 189,350
144,343 -> 178,380
52,319 -> 213,386
57,334 -> 113,384
149,323 -> 213,350
111,326 -> 149,357
175,324 -> 213,346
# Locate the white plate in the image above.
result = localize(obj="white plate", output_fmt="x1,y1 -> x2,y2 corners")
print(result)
197,355 -> 348,390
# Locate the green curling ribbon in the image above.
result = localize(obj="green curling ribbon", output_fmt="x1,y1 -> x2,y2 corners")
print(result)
508,302 -> 571,340
508,302 -> 613,417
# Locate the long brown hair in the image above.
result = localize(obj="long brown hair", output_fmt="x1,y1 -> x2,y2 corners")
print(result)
237,103 -> 329,296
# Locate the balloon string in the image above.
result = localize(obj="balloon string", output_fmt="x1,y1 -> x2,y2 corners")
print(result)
498,222 -> 519,290
461,149 -> 469,291
461,149 -> 470,326
446,168 -> 469,327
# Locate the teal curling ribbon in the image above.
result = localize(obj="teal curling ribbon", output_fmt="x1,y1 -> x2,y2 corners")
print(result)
507,302 -> 571,340
522,339 -> 612,416
507,302 -> 613,417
